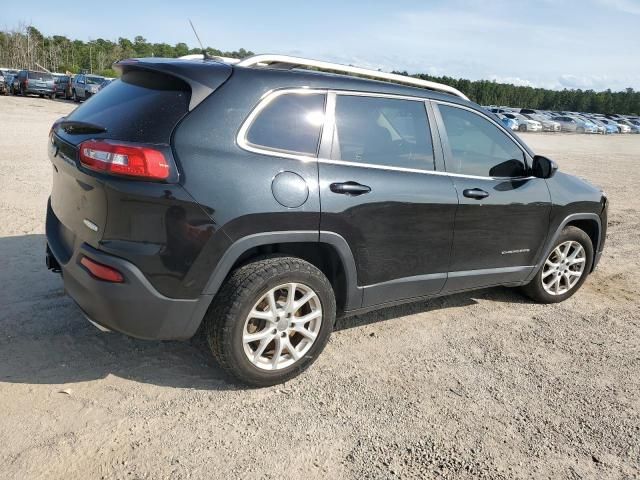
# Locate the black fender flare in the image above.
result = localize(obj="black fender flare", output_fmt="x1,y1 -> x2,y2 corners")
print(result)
525,213 -> 602,283
200,230 -> 362,309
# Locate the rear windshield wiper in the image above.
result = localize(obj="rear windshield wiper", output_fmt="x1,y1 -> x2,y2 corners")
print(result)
57,120 -> 107,135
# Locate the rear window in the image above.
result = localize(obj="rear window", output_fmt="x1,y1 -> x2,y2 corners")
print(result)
28,71 -> 53,81
245,92 -> 326,156
64,70 -> 191,144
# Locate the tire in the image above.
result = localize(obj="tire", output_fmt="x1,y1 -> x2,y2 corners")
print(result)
204,256 -> 336,387
521,226 -> 594,304
577,127 -> 585,133
518,124 -> 527,132
72,90 -> 79,102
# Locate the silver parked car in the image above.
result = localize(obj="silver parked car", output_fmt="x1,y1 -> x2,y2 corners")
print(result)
71,74 -> 105,102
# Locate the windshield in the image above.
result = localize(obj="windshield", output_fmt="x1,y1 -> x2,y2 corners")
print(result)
28,71 -> 53,81
86,76 -> 103,85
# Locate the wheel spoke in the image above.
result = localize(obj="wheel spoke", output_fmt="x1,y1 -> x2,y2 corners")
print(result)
294,325 -> 317,341
243,329 -> 274,344
285,337 -> 301,361
542,268 -> 556,279
285,283 -> 297,313
271,336 -> 284,368
293,291 -> 317,313
267,288 -> 278,315
253,336 -> 274,362
567,245 -> 583,262
249,309 -> 276,322
291,310 -> 322,325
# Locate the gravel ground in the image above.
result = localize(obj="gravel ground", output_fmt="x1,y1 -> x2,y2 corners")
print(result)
0,95 -> 638,479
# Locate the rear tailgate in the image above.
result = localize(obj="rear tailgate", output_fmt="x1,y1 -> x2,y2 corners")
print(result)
48,59 -> 232,260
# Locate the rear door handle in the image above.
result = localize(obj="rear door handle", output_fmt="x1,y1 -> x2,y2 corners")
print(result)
463,188 -> 489,200
330,181 -> 371,196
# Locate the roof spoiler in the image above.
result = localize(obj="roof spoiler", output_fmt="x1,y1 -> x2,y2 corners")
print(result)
113,58 -> 233,110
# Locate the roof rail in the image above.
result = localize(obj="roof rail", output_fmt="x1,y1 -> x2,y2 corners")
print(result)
235,54 -> 469,101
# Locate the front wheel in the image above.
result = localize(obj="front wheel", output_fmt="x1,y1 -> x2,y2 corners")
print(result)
521,226 -> 593,303
205,256 -> 336,387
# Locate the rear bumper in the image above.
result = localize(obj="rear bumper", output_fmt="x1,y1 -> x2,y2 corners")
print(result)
46,200 -> 211,340
27,87 -> 54,95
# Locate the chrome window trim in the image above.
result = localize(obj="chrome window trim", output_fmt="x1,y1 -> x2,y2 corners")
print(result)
237,87 -> 328,161
329,90 -> 437,172
236,89 -> 535,181
431,99 -> 532,160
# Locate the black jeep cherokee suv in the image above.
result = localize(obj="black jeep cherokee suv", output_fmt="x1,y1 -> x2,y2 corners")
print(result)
46,56 -> 608,386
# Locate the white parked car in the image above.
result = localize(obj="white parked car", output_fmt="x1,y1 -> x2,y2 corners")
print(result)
503,113 -> 543,132
526,114 -> 561,132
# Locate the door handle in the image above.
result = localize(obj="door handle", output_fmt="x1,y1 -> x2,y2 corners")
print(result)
463,188 -> 489,200
330,182 -> 371,196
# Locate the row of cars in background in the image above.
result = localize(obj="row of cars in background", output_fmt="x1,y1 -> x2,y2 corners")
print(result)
485,105 -> 640,134
0,68 -> 113,102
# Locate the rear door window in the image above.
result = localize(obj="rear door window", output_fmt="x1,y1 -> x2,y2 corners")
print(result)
245,92 -> 326,156
28,71 -> 53,81
438,104 -> 526,178
331,95 -> 434,170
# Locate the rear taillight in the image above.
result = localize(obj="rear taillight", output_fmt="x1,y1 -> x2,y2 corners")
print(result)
80,256 -> 124,283
78,140 -> 170,180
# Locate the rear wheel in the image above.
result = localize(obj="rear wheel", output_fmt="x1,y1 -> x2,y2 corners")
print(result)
205,256 -> 336,387
521,226 -> 593,303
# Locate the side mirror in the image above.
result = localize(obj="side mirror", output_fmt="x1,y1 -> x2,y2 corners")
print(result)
532,155 -> 558,179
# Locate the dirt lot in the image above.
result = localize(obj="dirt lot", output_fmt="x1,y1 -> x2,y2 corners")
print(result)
0,94 -> 638,479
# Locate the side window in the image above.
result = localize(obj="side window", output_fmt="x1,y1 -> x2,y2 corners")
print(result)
245,92 -> 326,156
331,95 -> 434,170
438,105 -> 526,177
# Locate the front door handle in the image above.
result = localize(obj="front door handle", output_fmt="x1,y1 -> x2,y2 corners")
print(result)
330,181 -> 371,196
463,188 -> 489,200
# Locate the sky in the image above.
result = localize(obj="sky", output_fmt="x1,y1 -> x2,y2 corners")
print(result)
4,0 -> 640,91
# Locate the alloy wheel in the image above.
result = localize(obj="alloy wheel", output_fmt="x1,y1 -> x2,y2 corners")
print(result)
242,282 -> 322,370
541,241 -> 586,295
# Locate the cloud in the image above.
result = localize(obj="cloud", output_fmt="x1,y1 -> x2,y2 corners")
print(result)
594,0 -> 640,15
488,75 -> 535,87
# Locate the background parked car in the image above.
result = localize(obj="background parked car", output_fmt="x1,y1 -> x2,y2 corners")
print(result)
497,113 -> 519,130
502,112 -> 542,132
600,118 -> 631,133
554,115 -> 597,133
71,74 -> 105,102
97,78 -> 114,92
617,119 -> 640,133
11,70 -> 55,98
0,69 -> 18,94
588,117 -> 618,134
53,75 -> 73,99
524,113 -> 561,132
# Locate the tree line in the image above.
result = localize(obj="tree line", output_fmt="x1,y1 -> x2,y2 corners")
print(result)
1,24 -> 637,114
0,24 -> 253,78
401,72 -> 639,115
